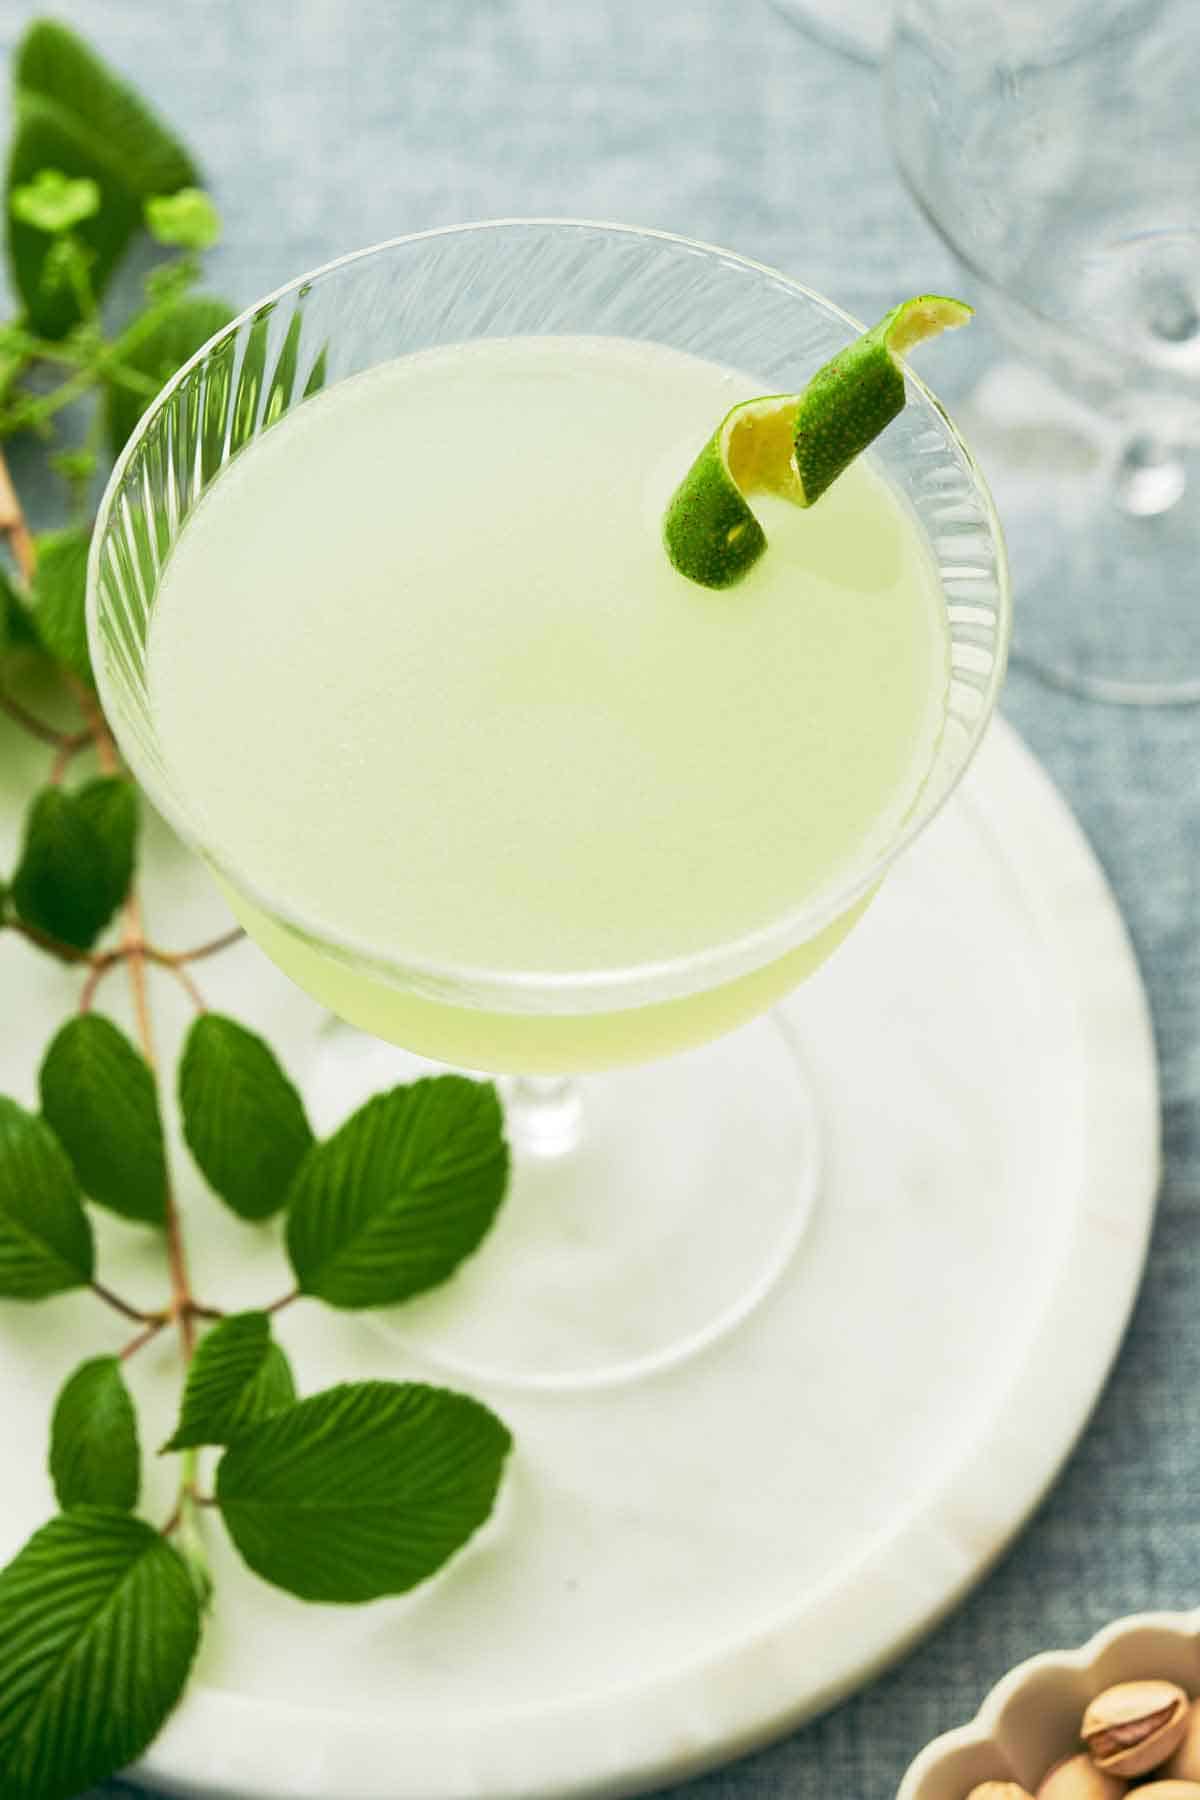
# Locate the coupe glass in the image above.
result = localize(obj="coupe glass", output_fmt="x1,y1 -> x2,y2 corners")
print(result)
88,222 -> 1008,1392
887,0 -> 1200,703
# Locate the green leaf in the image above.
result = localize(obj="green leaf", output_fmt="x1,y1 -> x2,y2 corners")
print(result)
217,1381 -> 511,1603
7,21 -> 200,337
29,526 -> 91,682
50,1357 -> 140,1510
0,1096 -> 93,1299
0,1509 -> 201,1799
10,168 -> 101,235
106,293 -> 235,454
163,1312 -> 296,1452
180,1014 -> 314,1221
12,778 -> 138,950
144,186 -> 220,250
0,563 -> 41,655
40,1015 -> 167,1225
285,1078 -> 508,1309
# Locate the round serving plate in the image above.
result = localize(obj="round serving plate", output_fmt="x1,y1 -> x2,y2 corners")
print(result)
0,713 -> 1159,1800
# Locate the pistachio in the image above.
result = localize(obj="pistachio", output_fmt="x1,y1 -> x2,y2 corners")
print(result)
1081,1680 -> 1189,1777
1133,1785 -> 1200,1798
1036,1751 -> 1127,1798
1166,1700 -> 1200,1780
966,1786 -> 1035,1800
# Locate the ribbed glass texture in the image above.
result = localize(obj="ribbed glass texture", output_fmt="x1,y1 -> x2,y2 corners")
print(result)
88,220 -> 1009,1017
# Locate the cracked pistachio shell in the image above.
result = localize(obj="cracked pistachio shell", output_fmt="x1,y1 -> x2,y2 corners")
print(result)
966,1786 -> 1034,1800
1133,1784 -> 1200,1798
1081,1680 -> 1189,1778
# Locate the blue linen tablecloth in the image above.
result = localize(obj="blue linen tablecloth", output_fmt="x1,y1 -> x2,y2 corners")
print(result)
0,1 -> 1195,1795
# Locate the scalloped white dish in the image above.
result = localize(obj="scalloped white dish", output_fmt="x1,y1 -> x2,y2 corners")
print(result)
899,1610 -> 1200,1799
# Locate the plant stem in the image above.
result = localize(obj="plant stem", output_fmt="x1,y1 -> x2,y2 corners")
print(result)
169,1450 -> 213,1604
91,1278 -> 161,1325
262,1287 -> 300,1316
144,945 -> 207,1011
4,364 -> 97,433
56,679 -> 196,1349
102,356 -> 159,398
48,728 -> 92,782
78,949 -> 123,1012
0,689 -> 75,747
120,1317 -> 167,1360
0,441 -> 35,578
1,442 -> 211,1585
170,926 -> 245,964
64,239 -> 97,326
120,892 -> 199,1367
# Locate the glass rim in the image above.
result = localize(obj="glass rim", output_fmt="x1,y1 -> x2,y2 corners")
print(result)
87,217 -> 1011,1011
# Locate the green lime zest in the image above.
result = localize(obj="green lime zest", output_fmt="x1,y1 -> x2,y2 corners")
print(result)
663,294 -> 972,590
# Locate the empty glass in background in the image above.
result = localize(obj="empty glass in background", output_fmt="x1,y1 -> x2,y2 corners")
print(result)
887,0 -> 1200,704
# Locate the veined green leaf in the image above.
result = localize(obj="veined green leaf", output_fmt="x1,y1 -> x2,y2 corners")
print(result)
179,1014 -> 314,1221
50,1357 -> 140,1511
29,527 -> 91,683
0,1509 -> 201,1799
7,21 -> 200,336
12,778 -> 138,950
217,1381 -> 511,1603
40,1014 -> 167,1225
0,1096 -> 93,1299
163,1311 -> 296,1452
285,1078 -> 508,1309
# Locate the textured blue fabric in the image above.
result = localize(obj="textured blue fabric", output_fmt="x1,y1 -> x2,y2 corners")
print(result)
0,1 -> 1194,1795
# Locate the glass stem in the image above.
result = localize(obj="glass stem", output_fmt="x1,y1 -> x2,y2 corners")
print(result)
503,1075 -> 584,1158
1114,434 -> 1186,517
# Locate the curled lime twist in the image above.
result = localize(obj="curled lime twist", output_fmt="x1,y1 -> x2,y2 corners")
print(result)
664,294 -> 972,589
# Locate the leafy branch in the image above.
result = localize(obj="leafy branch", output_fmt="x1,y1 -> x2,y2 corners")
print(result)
0,23 -> 514,1800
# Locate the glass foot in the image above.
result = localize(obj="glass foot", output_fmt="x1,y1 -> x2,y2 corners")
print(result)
305,1012 -> 820,1392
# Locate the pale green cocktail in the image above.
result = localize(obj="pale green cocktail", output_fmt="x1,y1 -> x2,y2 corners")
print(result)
147,335 -> 948,1073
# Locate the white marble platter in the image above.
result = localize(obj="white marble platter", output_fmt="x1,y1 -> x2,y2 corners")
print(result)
0,711 -> 1159,1800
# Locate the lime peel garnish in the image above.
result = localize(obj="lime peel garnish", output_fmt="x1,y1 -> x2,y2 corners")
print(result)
663,294 -> 972,590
